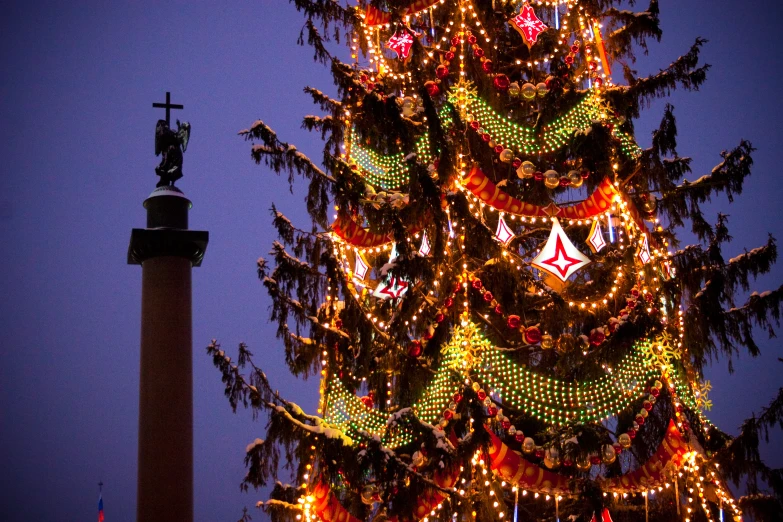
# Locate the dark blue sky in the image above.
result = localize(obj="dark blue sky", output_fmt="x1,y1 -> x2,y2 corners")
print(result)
1,2 -> 781,521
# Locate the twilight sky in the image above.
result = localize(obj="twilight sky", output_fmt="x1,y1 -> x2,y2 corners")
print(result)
1,1 -> 781,521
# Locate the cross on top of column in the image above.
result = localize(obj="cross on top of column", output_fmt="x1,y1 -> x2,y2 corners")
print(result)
152,91 -> 184,126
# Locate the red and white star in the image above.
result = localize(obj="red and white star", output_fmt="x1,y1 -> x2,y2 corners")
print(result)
532,218 -> 591,281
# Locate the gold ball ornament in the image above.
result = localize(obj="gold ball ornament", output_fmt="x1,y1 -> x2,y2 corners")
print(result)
544,170 -> 560,188
522,437 -> 536,454
536,82 -> 548,97
517,160 -> 536,179
544,447 -> 561,469
575,454 -> 591,471
639,408 -> 649,418
521,82 -> 537,100
508,82 -> 520,97
499,148 -> 515,163
567,170 -> 583,188
602,444 -> 617,465
618,433 -> 632,448
541,334 -> 554,349
361,485 -> 378,505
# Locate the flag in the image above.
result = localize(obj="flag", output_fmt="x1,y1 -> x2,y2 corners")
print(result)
98,493 -> 105,522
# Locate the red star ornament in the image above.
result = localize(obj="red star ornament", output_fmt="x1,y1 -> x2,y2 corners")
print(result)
587,219 -> 606,253
387,28 -> 415,60
510,3 -> 549,47
495,215 -> 515,247
638,234 -> 651,264
373,276 -> 409,300
532,218 -> 591,282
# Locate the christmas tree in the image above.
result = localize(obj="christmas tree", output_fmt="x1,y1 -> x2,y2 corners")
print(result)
210,1 -> 783,520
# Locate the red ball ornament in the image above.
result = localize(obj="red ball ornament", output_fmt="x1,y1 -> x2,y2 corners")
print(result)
559,177 -> 570,187
493,74 -> 510,92
512,158 -> 522,168
643,400 -> 653,411
422,330 -> 434,340
481,133 -> 491,142
444,297 -> 454,308
407,340 -> 423,358
613,443 -> 623,455
501,420 -> 511,430
628,429 -> 637,439
470,120 -> 480,130
635,415 -> 645,426
524,326 -> 542,345
425,81 -> 440,97
445,51 -> 455,61
443,409 -> 454,420
594,77 -> 603,88
533,171 -> 544,181
477,390 -> 487,401
451,36 -> 461,46
335,319 -> 343,329
563,458 -> 573,467
631,288 -> 640,298
473,47 -> 485,58
590,455 -> 602,466
472,279 -> 483,290
570,44 -> 580,53
535,448 -> 545,459
361,396 -> 374,408
467,34 -> 477,45
589,329 -> 606,346
482,60 -> 493,73
494,305 -> 503,315
565,55 -> 574,65
494,145 -> 504,154
453,393 -> 463,403
435,313 -> 445,323
651,387 -> 660,398
483,291 -> 493,302
436,64 -> 449,79
515,432 -> 525,443
507,315 -> 521,329
487,406 -> 498,416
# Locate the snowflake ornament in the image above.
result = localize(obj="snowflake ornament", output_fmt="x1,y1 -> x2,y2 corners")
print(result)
531,218 -> 591,282
354,252 -> 370,281
495,215 -> 515,247
694,380 -> 713,411
641,334 -> 680,371
510,3 -> 549,47
586,220 -> 607,253
387,28 -> 415,60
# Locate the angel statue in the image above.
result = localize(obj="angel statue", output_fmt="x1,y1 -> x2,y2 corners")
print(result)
154,119 -> 191,187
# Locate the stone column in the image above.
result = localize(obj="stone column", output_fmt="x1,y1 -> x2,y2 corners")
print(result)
128,187 -> 208,522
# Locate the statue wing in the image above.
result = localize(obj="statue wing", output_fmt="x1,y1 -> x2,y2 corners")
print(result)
177,120 -> 191,153
155,120 -> 169,156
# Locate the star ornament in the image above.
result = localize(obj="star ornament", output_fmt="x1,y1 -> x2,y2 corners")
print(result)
587,220 -> 606,253
373,276 -> 409,300
495,215 -> 515,247
418,232 -> 431,256
532,218 -> 591,282
510,3 -> 549,47
354,252 -> 370,280
638,234 -> 652,264
387,29 -> 415,60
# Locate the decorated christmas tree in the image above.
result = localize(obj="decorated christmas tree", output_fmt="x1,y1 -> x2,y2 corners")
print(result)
210,1 -> 783,520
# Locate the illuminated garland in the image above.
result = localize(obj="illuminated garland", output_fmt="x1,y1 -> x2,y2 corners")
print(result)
477,341 -> 658,426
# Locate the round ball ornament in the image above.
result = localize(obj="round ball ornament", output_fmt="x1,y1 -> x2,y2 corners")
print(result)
602,444 -> 617,465
508,82 -> 520,97
500,149 -> 515,163
407,340 -> 423,358
482,59 -> 493,73
544,447 -> 561,469
522,437 -> 536,454
544,170 -> 560,188
401,96 -> 415,117
567,170 -> 584,188
536,82 -> 549,97
521,82 -> 537,100
425,81 -> 440,98
523,326 -> 542,345
361,485 -> 378,505
493,74 -> 511,92
517,160 -> 536,179
436,64 -> 449,79
575,455 -> 591,471
507,315 -> 521,329
514,431 -> 525,443
541,334 -> 554,350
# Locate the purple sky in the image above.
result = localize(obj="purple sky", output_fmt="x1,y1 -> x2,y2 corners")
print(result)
1,1 -> 781,521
